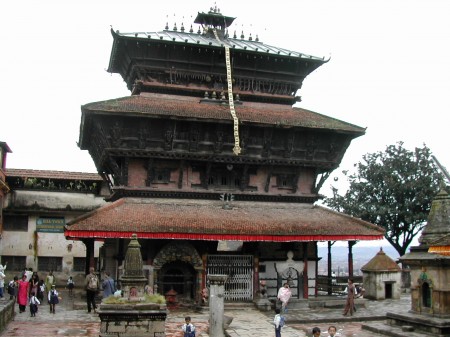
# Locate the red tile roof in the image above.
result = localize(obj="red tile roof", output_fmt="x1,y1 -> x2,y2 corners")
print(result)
6,168 -> 102,181
81,94 -> 365,134
65,198 -> 384,242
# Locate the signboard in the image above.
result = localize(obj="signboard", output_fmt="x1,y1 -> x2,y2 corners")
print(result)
36,218 -> 65,233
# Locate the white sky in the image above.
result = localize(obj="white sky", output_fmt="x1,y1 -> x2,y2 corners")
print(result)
2,0 -> 450,202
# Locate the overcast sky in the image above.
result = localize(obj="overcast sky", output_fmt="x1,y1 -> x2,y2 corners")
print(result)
2,0 -> 450,199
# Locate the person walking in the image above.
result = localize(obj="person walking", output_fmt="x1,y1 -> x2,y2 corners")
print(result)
29,272 -> 39,297
181,316 -> 196,337
7,276 -> 18,300
37,280 -> 45,303
0,264 -> 6,299
312,327 -> 321,336
277,282 -> 292,313
343,278 -> 356,316
17,274 -> 30,313
48,284 -> 59,314
273,308 -> 284,337
85,267 -> 99,313
102,271 -> 115,298
29,291 -> 40,317
45,271 -> 55,294
24,268 -> 33,282
67,276 -> 75,297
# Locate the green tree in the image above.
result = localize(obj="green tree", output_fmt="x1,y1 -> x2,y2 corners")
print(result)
324,142 -> 444,256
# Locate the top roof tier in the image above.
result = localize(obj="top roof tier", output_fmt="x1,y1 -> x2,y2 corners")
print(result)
107,6 -> 328,105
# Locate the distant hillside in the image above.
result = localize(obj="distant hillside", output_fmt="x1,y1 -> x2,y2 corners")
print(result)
318,245 -> 399,260
317,244 -> 400,275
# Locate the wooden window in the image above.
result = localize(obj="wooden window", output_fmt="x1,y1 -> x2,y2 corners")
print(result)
1,256 -> 26,271
276,174 -> 295,189
37,257 -> 63,272
73,257 -> 85,272
73,257 -> 98,272
209,172 -> 240,189
152,169 -> 170,184
3,215 -> 28,231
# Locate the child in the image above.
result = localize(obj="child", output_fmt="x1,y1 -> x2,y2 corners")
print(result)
312,327 -> 321,337
48,284 -> 59,314
273,308 -> 284,337
7,277 -> 18,300
37,280 -> 45,303
29,291 -> 40,317
67,276 -> 75,297
328,325 -> 337,337
182,316 -> 196,337
114,284 -> 122,297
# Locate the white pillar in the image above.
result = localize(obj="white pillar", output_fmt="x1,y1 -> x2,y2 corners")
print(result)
208,274 -> 228,337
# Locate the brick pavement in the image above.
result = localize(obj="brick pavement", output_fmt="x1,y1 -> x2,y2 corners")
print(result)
0,291 -> 417,337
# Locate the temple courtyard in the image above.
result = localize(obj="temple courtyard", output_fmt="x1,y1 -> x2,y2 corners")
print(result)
0,289 -> 431,337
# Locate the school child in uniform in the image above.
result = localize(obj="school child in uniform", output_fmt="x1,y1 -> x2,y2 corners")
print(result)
48,284 -> 59,314
182,316 -> 196,337
7,276 -> 18,300
37,280 -> 45,303
67,276 -> 75,297
29,291 -> 40,317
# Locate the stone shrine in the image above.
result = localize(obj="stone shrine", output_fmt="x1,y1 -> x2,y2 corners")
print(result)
361,247 -> 401,300
388,189 -> 450,335
98,234 -> 167,337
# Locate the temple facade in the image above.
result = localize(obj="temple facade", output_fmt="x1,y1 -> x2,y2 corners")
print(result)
65,6 -> 384,303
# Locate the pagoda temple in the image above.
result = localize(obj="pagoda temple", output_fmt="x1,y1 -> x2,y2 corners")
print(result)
65,6 -> 384,303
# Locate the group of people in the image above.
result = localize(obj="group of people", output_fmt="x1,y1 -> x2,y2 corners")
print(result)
85,267 -> 119,313
274,278 -> 360,336
7,269 -> 61,316
4,266 -> 118,316
312,326 -> 338,336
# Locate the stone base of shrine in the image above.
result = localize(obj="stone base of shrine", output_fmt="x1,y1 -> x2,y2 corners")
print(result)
386,311 -> 450,336
98,303 -> 167,337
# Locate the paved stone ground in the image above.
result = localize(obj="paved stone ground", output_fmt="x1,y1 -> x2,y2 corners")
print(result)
0,291 -> 429,337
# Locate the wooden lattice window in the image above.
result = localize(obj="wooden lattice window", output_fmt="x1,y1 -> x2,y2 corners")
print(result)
3,214 -> 28,231
276,174 -> 295,189
37,257 -> 63,272
1,256 -> 26,271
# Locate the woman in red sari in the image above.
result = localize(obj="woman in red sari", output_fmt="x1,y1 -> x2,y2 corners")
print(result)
17,274 -> 30,313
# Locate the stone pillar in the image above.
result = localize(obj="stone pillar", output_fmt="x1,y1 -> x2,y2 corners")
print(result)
208,274 -> 228,337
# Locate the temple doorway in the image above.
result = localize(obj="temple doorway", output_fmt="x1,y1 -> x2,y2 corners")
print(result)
385,282 -> 393,299
422,282 -> 431,308
152,241 -> 203,302
159,261 -> 196,300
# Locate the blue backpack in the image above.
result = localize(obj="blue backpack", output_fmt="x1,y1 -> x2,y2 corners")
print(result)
279,315 -> 285,328
184,324 -> 195,337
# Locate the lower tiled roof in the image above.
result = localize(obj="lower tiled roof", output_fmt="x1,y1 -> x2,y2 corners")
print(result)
6,169 -> 102,181
65,198 -> 384,242
81,94 -> 365,133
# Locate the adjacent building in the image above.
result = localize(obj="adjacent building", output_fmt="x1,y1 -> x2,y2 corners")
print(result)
1,169 -> 107,284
